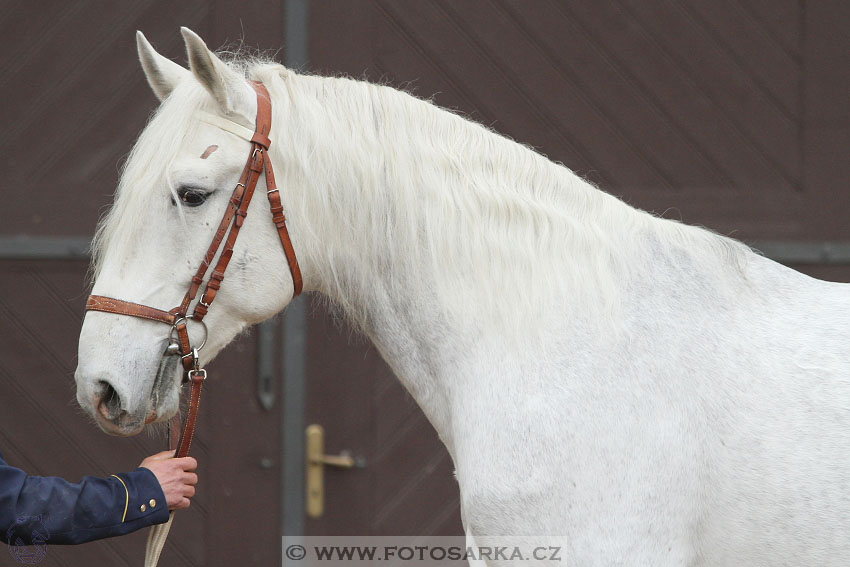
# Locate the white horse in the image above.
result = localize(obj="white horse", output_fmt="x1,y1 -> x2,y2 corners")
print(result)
76,28 -> 850,566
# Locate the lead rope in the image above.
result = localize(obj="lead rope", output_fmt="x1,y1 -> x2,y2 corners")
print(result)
144,514 -> 173,567
144,361 -> 205,567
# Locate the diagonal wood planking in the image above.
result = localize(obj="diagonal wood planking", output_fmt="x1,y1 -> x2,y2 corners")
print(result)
376,0 -> 617,188
738,0 -> 801,59
360,0 -> 810,237
440,0 -> 688,191
620,0 -> 801,190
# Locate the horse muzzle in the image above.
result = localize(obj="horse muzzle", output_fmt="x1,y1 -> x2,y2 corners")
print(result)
91,380 -> 148,436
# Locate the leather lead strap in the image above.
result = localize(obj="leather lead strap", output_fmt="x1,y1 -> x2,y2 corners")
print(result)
174,373 -> 204,457
145,374 -> 203,567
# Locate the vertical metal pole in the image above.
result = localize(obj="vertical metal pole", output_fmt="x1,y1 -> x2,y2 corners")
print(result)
282,296 -> 307,540
282,0 -> 309,560
285,0 -> 310,72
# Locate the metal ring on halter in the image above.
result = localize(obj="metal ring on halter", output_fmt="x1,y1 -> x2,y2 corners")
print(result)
252,147 -> 263,158
168,316 -> 208,351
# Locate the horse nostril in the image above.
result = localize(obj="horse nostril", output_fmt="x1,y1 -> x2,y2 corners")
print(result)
96,381 -> 123,421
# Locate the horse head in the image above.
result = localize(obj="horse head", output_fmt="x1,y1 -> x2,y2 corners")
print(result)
75,28 -> 299,436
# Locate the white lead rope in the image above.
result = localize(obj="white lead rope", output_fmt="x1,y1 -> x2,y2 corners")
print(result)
144,512 -> 174,567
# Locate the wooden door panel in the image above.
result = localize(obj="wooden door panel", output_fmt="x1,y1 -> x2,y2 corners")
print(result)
305,303 -> 463,536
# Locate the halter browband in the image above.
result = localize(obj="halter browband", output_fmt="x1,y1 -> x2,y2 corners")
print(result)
85,81 -> 301,457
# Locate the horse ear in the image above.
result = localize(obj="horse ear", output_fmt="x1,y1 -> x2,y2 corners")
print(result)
181,27 -> 254,119
136,31 -> 189,101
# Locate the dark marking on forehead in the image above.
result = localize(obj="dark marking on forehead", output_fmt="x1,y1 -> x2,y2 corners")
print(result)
200,145 -> 219,159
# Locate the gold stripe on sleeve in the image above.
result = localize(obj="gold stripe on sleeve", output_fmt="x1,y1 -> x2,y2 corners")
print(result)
110,474 -> 129,522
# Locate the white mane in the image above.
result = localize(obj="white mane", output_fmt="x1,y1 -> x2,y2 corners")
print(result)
252,63 -> 752,339
95,55 -> 753,340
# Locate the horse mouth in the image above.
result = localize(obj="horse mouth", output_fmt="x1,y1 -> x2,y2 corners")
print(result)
93,404 -> 146,436
89,346 -> 180,436
97,419 -> 146,437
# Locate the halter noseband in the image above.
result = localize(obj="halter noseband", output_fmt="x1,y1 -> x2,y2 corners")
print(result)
85,81 -> 301,457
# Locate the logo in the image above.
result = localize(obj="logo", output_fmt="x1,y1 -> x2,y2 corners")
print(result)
6,516 -> 49,564
285,544 -> 306,560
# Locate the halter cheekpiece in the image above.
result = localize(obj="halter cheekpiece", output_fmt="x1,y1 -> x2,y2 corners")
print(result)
85,81 -> 302,457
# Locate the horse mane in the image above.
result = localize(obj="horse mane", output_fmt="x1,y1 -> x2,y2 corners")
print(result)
93,52 -> 752,339
251,62 -> 752,337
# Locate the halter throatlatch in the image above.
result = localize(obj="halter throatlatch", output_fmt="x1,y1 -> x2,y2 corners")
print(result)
85,81 -> 302,458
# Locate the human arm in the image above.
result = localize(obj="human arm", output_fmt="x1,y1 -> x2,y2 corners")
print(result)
0,449 -> 194,545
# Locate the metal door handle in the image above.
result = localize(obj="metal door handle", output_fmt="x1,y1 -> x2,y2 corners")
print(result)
311,453 -> 355,468
306,424 -> 355,518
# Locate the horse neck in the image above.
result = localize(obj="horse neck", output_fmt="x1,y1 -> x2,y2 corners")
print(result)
278,75 -> 634,314
270,75 -> 750,434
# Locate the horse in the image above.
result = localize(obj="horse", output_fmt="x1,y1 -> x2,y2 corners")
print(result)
75,27 -> 850,566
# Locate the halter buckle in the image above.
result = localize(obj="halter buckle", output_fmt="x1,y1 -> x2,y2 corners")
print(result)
187,349 -> 206,382
188,368 -> 207,381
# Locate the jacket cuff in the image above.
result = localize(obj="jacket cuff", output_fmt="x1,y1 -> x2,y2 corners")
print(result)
113,468 -> 169,525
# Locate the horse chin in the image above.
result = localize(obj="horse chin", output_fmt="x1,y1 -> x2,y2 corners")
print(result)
94,414 -> 146,437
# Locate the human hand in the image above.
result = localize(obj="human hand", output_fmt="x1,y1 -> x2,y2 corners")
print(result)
139,451 -> 199,511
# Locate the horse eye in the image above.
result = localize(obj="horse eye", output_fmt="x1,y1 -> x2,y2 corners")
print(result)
176,187 -> 208,207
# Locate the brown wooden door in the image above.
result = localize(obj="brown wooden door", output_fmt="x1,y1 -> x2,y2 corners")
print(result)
303,303 -> 463,536
309,0 -> 848,243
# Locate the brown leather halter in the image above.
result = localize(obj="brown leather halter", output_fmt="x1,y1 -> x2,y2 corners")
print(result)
85,81 -> 301,458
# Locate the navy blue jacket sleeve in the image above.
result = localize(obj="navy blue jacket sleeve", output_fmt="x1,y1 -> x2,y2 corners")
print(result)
0,449 -> 169,545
